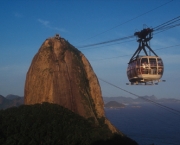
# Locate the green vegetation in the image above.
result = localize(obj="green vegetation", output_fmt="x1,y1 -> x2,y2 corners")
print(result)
0,103 -> 138,145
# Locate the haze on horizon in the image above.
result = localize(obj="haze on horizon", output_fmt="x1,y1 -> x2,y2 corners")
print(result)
0,0 -> 180,99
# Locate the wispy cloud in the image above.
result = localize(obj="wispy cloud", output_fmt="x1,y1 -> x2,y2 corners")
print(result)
14,12 -> 23,18
37,18 -> 67,32
38,19 -> 49,27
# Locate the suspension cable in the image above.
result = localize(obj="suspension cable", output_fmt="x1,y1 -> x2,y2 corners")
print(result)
77,15 -> 180,49
99,78 -> 180,116
153,16 -> 180,31
89,44 -> 180,61
78,0 -> 173,43
78,35 -> 134,48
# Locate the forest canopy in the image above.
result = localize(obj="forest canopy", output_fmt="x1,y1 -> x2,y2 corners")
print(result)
0,102 -> 137,145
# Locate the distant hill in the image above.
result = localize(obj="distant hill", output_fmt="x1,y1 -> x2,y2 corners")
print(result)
6,94 -> 22,100
0,95 -> 24,110
105,101 -> 125,108
0,103 -> 138,145
103,96 -> 180,105
1,94 -> 179,110
0,95 -> 10,109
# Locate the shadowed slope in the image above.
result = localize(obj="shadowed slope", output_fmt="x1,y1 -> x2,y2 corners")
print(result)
0,103 -> 138,145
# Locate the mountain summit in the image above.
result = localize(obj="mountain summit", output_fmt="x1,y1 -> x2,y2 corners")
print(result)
24,34 -> 117,132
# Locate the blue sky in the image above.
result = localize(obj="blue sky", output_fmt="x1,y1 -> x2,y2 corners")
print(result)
0,0 -> 180,99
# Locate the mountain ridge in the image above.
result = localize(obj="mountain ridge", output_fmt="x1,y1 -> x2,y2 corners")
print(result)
0,94 -> 23,109
1,94 -> 179,110
103,95 -> 180,104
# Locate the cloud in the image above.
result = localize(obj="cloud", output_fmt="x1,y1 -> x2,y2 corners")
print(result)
14,12 -> 23,18
53,27 -> 67,32
37,18 -> 67,32
38,19 -> 49,27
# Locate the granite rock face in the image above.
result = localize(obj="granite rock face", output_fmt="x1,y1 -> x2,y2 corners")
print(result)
24,36 -> 118,133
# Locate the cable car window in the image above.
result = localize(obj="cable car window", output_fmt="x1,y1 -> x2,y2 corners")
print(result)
132,61 -> 134,68
141,58 -> 148,66
149,58 -> 157,66
158,66 -> 163,75
141,58 -> 149,74
158,58 -> 163,66
133,61 -> 137,68
149,58 -> 157,75
158,58 -> 163,75
137,59 -> 140,66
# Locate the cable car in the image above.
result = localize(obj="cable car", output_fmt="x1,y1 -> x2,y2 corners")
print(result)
127,28 -> 164,85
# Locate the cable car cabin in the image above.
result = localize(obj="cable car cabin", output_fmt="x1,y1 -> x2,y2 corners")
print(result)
127,56 -> 164,84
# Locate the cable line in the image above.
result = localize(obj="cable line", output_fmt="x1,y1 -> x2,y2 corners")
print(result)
81,39 -> 136,50
78,35 -> 134,48
78,0 -> 173,43
89,44 -> 180,61
155,44 -> 180,51
153,16 -> 180,31
154,23 -> 180,35
91,55 -> 130,61
78,15 -> 180,49
99,78 -> 180,116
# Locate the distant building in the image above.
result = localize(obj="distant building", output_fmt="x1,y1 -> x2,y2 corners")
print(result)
55,34 -> 60,39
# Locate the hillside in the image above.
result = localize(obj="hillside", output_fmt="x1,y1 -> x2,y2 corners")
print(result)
0,103 -> 138,145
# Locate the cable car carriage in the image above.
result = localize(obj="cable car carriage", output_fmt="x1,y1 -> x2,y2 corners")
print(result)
127,28 -> 165,85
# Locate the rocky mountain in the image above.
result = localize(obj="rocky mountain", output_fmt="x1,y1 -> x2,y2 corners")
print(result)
24,35 -> 117,133
105,101 -> 125,108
